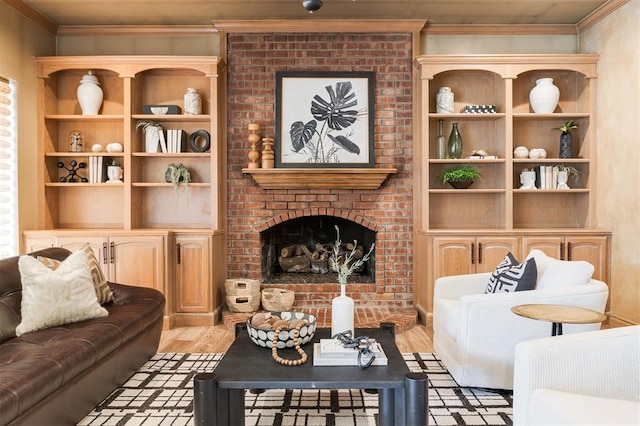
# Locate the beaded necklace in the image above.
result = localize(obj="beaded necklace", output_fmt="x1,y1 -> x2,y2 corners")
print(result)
271,322 -> 308,366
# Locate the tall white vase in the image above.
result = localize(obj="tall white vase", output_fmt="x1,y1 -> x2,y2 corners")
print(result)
529,78 -> 559,113
145,127 -> 161,153
77,71 -> 103,115
331,284 -> 354,337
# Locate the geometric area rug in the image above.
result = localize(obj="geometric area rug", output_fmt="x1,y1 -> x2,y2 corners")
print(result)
79,353 -> 513,426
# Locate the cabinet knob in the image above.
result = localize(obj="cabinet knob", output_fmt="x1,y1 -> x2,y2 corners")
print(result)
478,242 -> 483,264
560,242 -> 565,260
110,241 -> 115,263
567,242 -> 573,260
177,243 -> 181,264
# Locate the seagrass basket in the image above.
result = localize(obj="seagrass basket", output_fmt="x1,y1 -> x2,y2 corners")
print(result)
261,288 -> 295,312
225,279 -> 261,312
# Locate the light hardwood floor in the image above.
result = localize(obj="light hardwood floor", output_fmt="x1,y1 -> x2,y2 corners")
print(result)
159,324 -> 435,354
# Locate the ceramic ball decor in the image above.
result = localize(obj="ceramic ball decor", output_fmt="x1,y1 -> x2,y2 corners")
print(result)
514,146 -> 529,158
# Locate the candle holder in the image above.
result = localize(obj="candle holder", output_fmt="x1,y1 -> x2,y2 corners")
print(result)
247,123 -> 261,169
261,137 -> 275,168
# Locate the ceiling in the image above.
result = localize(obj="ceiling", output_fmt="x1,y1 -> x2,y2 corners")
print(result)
15,0 -> 612,27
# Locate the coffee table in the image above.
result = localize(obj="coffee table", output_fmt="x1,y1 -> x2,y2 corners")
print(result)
511,304 -> 607,336
193,325 -> 428,426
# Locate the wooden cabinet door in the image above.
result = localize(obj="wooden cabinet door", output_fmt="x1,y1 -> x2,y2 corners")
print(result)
174,234 -> 212,313
23,235 -> 57,252
521,236 -> 564,259
432,237 -> 476,279
476,237 -> 520,273
108,235 -> 166,292
55,236 -> 109,268
567,236 -> 608,282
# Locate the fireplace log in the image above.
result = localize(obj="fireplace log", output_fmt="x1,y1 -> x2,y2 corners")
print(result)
280,245 -> 303,258
300,245 -> 314,260
278,255 -> 310,272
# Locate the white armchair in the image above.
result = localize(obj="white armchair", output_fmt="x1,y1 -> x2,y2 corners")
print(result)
513,325 -> 640,425
432,250 -> 609,390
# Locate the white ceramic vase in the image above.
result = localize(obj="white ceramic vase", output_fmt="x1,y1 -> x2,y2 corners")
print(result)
520,171 -> 537,189
529,78 -> 559,113
331,284 -> 354,337
106,166 -> 123,183
145,127 -> 161,153
557,170 -> 570,189
436,87 -> 454,113
184,87 -> 202,115
77,71 -> 103,115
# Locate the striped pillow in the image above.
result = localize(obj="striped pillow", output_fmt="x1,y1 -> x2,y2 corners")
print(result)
37,243 -> 114,304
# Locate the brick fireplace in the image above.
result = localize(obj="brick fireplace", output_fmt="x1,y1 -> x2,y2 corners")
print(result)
226,32 -> 414,310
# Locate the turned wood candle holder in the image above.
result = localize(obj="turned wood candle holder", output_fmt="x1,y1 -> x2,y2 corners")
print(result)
247,123 -> 262,169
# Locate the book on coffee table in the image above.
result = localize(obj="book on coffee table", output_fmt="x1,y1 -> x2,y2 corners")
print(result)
313,339 -> 388,366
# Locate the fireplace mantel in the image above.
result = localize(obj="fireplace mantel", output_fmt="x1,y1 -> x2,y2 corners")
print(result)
242,168 -> 397,189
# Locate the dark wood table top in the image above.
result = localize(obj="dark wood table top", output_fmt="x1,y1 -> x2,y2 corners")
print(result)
214,328 -> 410,389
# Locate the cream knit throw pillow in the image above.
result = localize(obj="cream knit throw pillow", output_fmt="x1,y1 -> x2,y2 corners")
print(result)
17,250 -> 108,336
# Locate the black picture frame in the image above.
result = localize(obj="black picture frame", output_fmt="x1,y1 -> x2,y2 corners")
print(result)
275,71 -> 375,168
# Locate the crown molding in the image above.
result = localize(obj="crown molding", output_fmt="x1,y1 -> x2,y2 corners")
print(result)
212,19 -> 427,34
56,25 -> 217,37
577,0 -> 630,33
1,0 -> 57,34
423,24 -> 578,36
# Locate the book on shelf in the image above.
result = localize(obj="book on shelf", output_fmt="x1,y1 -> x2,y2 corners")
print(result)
166,129 -> 186,153
88,156 -> 104,183
534,165 -> 562,189
159,130 -> 168,153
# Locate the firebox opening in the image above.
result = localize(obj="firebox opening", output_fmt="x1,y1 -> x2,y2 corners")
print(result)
261,215 -> 376,284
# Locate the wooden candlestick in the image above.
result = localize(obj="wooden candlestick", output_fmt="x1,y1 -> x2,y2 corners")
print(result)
247,123 -> 261,169
261,137 -> 275,168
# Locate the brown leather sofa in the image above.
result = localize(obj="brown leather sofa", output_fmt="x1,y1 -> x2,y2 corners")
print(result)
0,247 -> 165,426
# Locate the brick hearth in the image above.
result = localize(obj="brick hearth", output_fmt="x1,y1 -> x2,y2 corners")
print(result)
222,307 -> 417,333
225,32 -> 415,311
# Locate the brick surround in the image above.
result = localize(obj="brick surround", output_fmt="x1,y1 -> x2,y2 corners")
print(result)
226,33 -> 414,309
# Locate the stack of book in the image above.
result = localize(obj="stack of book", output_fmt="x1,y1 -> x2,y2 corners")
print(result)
88,156 -> 104,183
535,165 -> 560,189
160,129 -> 185,153
313,339 -> 388,366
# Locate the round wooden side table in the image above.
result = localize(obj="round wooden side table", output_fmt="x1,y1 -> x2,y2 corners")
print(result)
511,304 -> 607,336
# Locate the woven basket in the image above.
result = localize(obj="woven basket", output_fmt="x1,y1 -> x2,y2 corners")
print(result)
226,279 -> 261,312
226,295 -> 260,313
261,288 -> 295,312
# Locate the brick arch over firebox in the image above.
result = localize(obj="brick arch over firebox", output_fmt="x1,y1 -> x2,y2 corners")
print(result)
255,209 -> 382,233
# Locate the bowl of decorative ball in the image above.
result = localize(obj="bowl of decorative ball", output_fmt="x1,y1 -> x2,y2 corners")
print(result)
247,311 -> 317,349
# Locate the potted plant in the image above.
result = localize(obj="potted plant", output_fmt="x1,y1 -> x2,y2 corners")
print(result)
136,119 -> 164,153
165,163 -> 191,192
557,164 -> 581,189
440,164 -> 482,189
552,120 -> 578,158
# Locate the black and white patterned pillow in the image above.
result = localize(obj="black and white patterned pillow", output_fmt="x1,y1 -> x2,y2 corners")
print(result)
486,252 -> 537,293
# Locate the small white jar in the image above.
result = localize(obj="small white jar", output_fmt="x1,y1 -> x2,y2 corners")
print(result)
436,87 -> 454,113
184,88 -> 202,115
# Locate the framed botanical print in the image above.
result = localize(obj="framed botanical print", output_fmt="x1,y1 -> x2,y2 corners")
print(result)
275,71 -> 375,168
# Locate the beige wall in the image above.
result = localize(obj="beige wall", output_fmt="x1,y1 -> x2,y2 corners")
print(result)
580,0 -> 640,324
57,34 -> 220,56
0,3 -> 56,249
423,34 -> 577,54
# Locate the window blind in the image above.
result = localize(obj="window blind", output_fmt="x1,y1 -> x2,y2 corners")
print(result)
0,77 -> 18,257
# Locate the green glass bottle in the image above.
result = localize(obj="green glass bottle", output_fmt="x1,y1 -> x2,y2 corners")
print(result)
448,122 -> 463,159
436,119 -> 446,159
